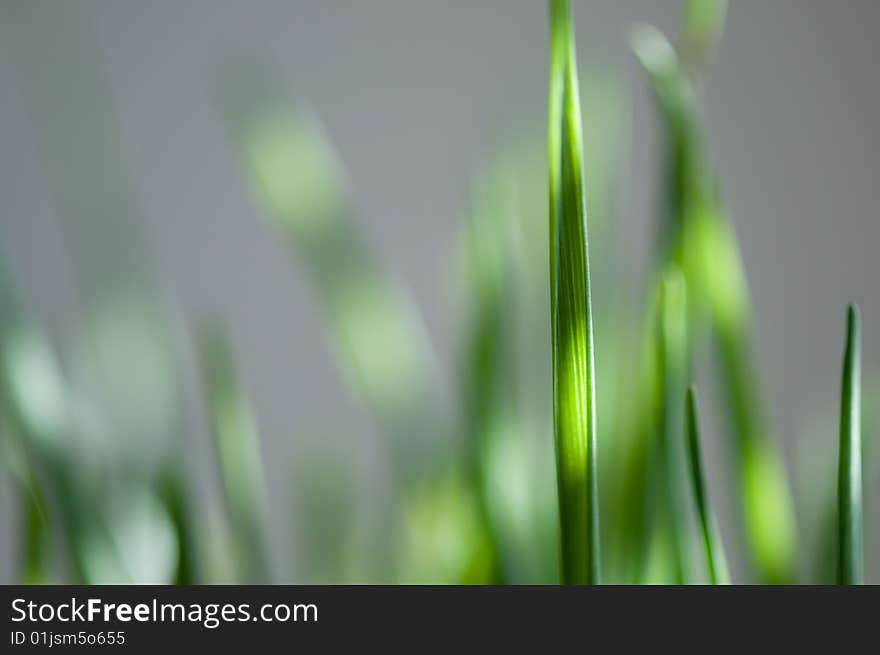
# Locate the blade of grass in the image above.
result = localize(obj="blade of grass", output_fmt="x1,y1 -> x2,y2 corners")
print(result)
686,386 -> 730,584
218,72 -> 447,482
459,140 -> 563,584
679,0 -> 728,75
20,471 -> 50,584
155,472 -> 199,584
631,22 -> 797,583
812,381 -> 877,583
198,326 -> 270,584
0,437 -> 53,584
0,311 -> 89,582
459,167 -> 520,584
656,269 -> 690,583
218,66 -> 453,580
838,303 -> 862,585
549,0 -> 600,585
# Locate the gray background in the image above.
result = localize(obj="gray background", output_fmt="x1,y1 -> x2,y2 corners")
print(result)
0,0 -> 878,582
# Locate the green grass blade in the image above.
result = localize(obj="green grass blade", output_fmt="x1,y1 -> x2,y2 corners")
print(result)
838,303 -> 863,585
459,169 -> 520,584
198,327 -> 270,584
656,269 -> 689,583
686,386 -> 730,584
218,66 -> 454,581
632,22 -> 796,584
19,472 -> 50,584
220,73 -> 446,483
549,0 -> 600,585
155,472 -> 199,584
680,0 -> 728,74
812,381 -> 877,583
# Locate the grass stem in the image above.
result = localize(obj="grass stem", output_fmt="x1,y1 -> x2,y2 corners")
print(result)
838,303 -> 862,585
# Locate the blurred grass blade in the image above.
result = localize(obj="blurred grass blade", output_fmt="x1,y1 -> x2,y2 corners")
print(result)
5,2 -> 179,468
20,472 -> 50,584
813,381 -> 878,583
680,0 -> 728,74
630,25 -> 703,258
655,269 -> 689,583
198,327 -> 270,583
219,70 -> 447,482
457,141 -> 563,584
0,289 -> 86,582
549,0 -> 600,585
838,304 -> 862,585
155,472 -> 199,584
397,472 -> 495,584
632,22 -> 796,584
459,169 -> 518,584
686,386 -> 730,584
219,66 -> 454,579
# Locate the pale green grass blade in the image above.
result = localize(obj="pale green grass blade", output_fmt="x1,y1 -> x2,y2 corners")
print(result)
686,386 -> 730,584
0,428 -> 53,584
549,0 -> 600,584
220,72 -> 446,482
680,0 -> 728,74
0,297 -> 87,582
19,471 -> 50,584
198,327 -> 270,583
219,69 -> 455,581
655,269 -> 689,583
631,23 -> 796,584
397,472 -> 495,584
459,168 -> 520,584
457,140 -> 562,584
155,472 -> 199,584
812,382 -> 877,583
838,304 -> 863,584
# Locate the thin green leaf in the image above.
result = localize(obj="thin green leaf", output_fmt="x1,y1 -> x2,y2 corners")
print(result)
680,0 -> 728,74
20,471 -> 50,584
155,472 -> 199,585
838,303 -> 863,585
198,327 -> 270,584
220,69 -> 454,580
459,141 -> 562,585
221,71 -> 446,482
656,269 -> 689,583
686,386 -> 730,584
630,24 -> 703,259
459,168 -> 520,584
813,381 -> 878,583
549,0 -> 600,585
631,22 -> 796,584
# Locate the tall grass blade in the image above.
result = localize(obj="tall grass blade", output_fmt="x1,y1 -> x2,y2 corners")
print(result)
680,0 -> 728,74
155,472 -> 199,584
813,382 -> 877,583
631,22 -> 796,583
686,386 -> 730,584
198,327 -> 270,584
459,169 -> 518,584
219,69 -> 446,481
19,472 -> 50,584
838,303 -> 862,585
655,269 -> 689,583
458,141 -> 562,584
549,0 -> 600,585
0,279 -> 88,582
